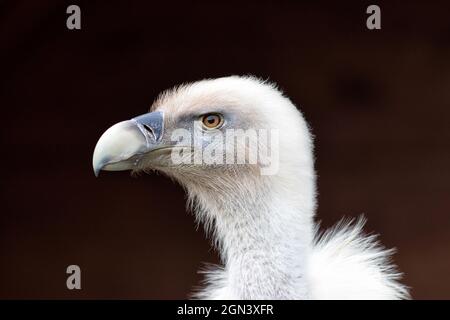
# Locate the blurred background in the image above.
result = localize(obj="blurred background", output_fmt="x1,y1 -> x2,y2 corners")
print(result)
0,0 -> 449,299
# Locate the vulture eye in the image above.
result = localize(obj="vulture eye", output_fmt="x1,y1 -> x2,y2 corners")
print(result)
200,113 -> 223,129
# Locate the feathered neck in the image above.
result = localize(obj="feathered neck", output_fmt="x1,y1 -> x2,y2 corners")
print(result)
183,163 -> 316,299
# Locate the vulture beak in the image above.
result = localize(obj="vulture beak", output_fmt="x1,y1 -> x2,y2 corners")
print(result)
92,111 -> 164,177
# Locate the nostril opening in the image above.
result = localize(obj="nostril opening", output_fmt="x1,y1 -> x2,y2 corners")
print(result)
142,124 -> 157,140
143,124 -> 154,135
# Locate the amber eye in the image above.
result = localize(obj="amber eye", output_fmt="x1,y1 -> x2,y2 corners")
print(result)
201,113 -> 223,129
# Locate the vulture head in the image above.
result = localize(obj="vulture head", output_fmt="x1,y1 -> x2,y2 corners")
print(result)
93,76 -> 315,227
92,76 -> 408,300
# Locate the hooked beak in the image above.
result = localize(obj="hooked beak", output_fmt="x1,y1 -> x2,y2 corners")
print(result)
92,111 -> 164,176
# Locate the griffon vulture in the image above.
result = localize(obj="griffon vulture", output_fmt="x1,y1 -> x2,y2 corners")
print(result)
92,76 -> 409,299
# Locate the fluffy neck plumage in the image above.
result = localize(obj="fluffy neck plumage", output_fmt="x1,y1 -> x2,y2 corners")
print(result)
183,163 -> 316,299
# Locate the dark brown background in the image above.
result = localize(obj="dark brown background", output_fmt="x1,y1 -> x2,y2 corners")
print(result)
0,0 -> 449,299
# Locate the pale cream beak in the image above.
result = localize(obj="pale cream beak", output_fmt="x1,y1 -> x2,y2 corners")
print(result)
92,111 -> 164,176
